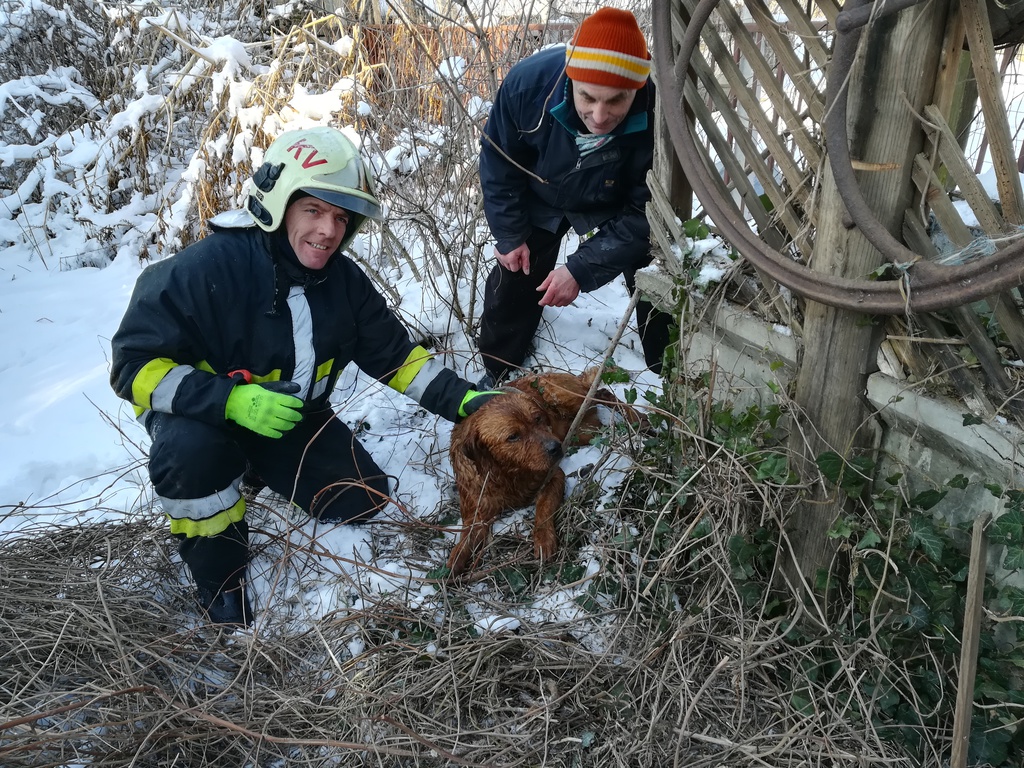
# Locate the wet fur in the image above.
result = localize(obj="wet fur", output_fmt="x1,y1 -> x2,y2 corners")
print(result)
446,367 -> 640,576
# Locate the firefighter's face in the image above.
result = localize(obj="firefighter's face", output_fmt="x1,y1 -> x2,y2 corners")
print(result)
284,196 -> 351,270
571,81 -> 637,135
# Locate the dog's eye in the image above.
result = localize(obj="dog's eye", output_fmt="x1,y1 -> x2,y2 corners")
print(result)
506,432 -> 520,442
534,413 -> 544,424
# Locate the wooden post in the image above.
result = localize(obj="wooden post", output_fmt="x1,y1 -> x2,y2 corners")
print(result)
784,6 -> 951,597
951,512 -> 990,768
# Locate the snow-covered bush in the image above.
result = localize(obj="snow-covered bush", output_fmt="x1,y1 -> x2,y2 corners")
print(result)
0,0 -> 559,339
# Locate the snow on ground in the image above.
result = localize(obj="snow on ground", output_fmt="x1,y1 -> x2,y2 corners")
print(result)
0,220 -> 664,638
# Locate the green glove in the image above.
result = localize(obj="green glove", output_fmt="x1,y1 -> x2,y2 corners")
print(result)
225,381 -> 303,438
458,389 -> 504,419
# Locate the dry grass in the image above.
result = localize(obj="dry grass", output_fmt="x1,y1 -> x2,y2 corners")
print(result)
0,412 -> 913,767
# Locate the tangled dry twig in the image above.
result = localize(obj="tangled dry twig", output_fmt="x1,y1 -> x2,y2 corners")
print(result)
0,418 -> 910,767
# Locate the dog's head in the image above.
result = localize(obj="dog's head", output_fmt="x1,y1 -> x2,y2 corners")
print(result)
452,391 -> 563,474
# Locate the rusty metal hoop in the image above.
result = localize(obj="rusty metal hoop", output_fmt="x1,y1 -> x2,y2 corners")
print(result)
652,0 -> 1024,314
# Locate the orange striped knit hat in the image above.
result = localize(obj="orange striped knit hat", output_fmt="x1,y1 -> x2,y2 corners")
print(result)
565,8 -> 651,90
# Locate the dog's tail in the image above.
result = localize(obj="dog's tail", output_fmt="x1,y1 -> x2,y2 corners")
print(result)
579,366 -> 602,391
582,366 -> 646,429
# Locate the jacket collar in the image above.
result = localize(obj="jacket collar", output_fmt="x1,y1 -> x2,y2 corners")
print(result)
270,229 -> 331,288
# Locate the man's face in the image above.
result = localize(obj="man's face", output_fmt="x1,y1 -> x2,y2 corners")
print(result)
284,195 -> 351,270
571,81 -> 637,135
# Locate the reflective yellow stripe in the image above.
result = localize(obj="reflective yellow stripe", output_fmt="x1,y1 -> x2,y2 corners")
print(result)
388,346 -> 432,394
314,359 -> 333,382
249,370 -> 288,384
131,358 -> 178,410
167,497 -> 246,538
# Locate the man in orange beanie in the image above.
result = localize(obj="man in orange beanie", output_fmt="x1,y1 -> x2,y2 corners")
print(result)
476,7 -> 673,385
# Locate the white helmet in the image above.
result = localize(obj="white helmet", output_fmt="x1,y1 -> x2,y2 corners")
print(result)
247,126 -> 383,250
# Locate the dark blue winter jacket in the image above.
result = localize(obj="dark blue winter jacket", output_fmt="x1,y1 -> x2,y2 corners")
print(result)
479,45 -> 655,292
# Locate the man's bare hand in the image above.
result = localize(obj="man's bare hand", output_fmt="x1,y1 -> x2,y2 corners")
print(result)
537,266 -> 580,307
495,244 -> 531,274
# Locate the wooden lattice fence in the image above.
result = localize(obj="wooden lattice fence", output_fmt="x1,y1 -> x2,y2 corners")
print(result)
649,0 -> 1024,425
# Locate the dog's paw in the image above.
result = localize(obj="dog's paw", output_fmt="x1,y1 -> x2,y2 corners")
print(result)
533,529 -> 558,562
446,544 -> 472,577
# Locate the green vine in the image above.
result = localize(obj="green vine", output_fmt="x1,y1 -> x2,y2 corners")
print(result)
804,455 -> 1024,766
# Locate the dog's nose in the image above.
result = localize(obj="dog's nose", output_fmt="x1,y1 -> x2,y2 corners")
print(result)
544,439 -> 563,458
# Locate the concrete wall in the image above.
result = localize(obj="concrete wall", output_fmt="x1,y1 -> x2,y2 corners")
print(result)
638,271 -> 1024,582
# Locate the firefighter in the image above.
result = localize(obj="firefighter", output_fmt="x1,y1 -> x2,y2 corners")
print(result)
111,126 -> 497,626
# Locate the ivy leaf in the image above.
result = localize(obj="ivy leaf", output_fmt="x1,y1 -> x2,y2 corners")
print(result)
974,677 -> 1008,700
1003,546 -> 1024,571
911,489 -> 947,511
962,413 -> 984,426
816,451 -> 874,496
814,568 -> 830,592
560,563 -> 586,582
828,518 -> 854,540
843,456 -> 876,497
946,474 -> 970,490
736,581 -> 762,607
992,508 -> 1024,546
908,516 -> 944,562
868,263 -> 892,280
816,451 -> 844,485
995,586 -> 1024,616
856,529 -> 882,550
599,362 -> 630,384
1007,489 -> 1024,510
755,453 -> 789,483
426,565 -> 450,580
891,602 -> 930,631
969,722 -> 1011,766
790,691 -> 813,715
497,567 -> 529,595
683,218 -> 710,239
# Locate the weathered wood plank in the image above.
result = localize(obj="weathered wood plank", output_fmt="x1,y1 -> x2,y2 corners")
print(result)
705,0 -> 823,165
923,104 -> 1003,234
685,7 -> 810,204
743,0 -> 825,124
679,75 -> 776,233
685,48 -> 808,241
912,153 -> 976,245
786,2 -> 949,593
813,0 -> 842,29
951,512 -> 990,768
959,0 -> 1024,224
912,153 -> 1024,369
903,215 -> 996,417
770,0 -> 832,68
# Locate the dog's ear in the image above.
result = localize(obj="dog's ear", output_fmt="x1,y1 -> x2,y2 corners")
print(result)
460,429 -> 490,464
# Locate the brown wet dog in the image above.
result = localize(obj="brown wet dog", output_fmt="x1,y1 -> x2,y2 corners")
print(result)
446,367 -> 641,576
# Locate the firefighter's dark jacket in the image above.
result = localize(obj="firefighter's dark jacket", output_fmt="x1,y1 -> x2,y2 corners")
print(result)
110,221 -> 471,426
479,45 -> 655,293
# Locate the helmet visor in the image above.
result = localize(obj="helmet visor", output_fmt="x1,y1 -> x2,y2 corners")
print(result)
299,187 -> 383,221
